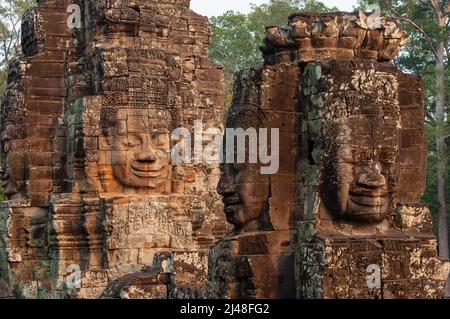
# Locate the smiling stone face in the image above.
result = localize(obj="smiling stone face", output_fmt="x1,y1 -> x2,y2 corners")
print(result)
217,69 -> 272,233
101,107 -> 172,193
0,59 -> 27,199
111,131 -> 171,189
304,60 -> 402,224
218,160 -> 271,232
320,117 -> 399,223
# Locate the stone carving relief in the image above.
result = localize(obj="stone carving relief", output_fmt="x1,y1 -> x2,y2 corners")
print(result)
208,12 -> 450,300
96,49 -> 181,194
0,0 -> 228,299
0,60 -> 27,199
0,3 -> 448,300
209,63 -> 300,298
312,60 -> 401,225
217,70 -> 272,233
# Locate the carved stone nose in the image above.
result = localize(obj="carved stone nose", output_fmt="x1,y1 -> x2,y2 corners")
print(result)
136,151 -> 156,162
217,174 -> 234,195
357,164 -> 386,188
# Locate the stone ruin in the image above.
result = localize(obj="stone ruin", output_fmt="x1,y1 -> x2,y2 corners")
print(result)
0,2 -> 448,299
0,0 -> 228,298
207,12 -> 450,299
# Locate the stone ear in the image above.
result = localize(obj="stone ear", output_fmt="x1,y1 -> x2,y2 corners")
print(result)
106,129 -> 114,146
102,126 -> 115,146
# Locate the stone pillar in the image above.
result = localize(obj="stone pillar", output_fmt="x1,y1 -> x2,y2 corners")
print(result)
207,66 -> 299,299
0,0 -> 78,298
0,0 -> 228,298
208,12 -> 450,299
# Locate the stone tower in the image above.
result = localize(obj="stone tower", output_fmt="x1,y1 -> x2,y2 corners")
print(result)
207,12 -> 450,299
0,0 -> 228,298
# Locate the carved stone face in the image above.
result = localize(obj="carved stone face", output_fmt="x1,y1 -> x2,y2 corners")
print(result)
111,132 -> 171,189
218,161 -> 270,232
103,109 -> 172,192
0,126 -> 26,197
217,69 -> 277,233
0,61 -> 26,199
320,117 -> 399,223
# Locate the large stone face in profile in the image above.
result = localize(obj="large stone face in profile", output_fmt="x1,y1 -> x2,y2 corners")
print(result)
207,12 -> 450,299
0,0 -> 228,298
208,66 -> 299,298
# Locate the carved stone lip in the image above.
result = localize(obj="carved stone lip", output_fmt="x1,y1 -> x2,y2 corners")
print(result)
224,204 -> 242,215
349,194 -> 388,207
131,163 -> 166,172
350,189 -> 389,198
222,195 -> 242,206
131,165 -> 167,178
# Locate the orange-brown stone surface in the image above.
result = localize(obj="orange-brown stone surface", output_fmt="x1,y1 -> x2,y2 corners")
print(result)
0,0 -> 228,299
0,6 -> 448,299
207,12 -> 450,299
296,59 -> 449,298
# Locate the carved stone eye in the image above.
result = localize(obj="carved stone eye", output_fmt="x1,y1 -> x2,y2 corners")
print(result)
379,150 -> 397,163
126,135 -> 142,147
232,163 -> 246,173
128,141 -> 140,148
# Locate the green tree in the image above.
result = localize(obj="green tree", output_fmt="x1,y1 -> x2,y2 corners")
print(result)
209,0 -> 337,102
0,0 -> 34,96
0,0 -> 34,202
209,0 -> 336,76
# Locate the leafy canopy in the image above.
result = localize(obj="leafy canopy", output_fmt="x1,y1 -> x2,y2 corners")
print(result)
209,0 -> 338,78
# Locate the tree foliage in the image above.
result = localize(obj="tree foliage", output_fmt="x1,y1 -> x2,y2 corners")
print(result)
0,0 -> 34,96
0,0 -> 34,201
209,0 -> 337,78
209,0 -> 338,105
358,0 -> 449,116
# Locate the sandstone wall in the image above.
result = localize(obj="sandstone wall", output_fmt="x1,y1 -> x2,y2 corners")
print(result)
0,0 -> 228,299
207,12 -> 450,299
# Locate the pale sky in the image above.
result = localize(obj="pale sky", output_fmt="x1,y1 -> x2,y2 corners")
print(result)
190,0 -> 359,17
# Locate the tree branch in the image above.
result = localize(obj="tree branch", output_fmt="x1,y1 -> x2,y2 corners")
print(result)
444,29 -> 450,57
430,0 -> 442,15
430,0 -> 446,25
395,15 -> 439,58
418,0 -> 435,12
387,5 -> 439,57
425,110 -> 437,126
